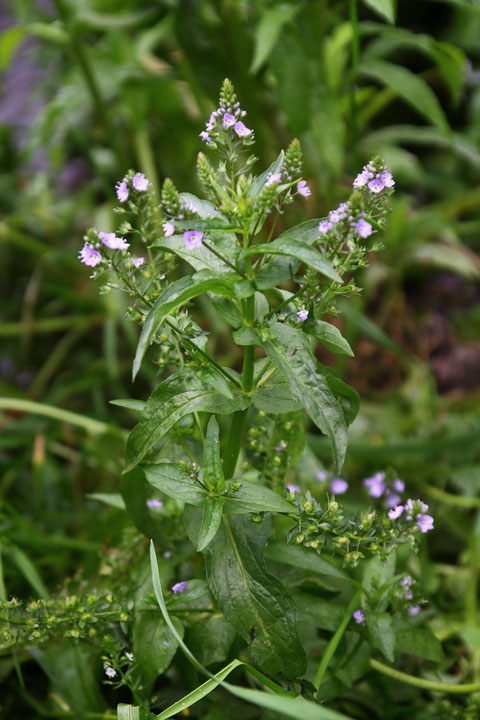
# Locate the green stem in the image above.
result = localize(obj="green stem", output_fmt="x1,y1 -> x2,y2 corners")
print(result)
349,0 -> 360,170
0,398 -> 121,437
134,125 -> 160,196
370,658 -> 480,694
314,591 -> 361,691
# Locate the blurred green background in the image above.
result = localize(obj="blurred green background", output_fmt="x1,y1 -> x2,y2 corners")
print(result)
1,0 -> 480,716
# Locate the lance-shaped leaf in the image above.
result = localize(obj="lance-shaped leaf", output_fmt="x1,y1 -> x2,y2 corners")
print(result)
304,319 -> 354,357
133,273 -> 252,380
143,463 -> 206,505
252,324 -> 349,473
223,481 -> 298,515
197,497 -> 225,551
249,151 -> 284,198
241,238 -> 342,284
125,372 -> 250,472
186,512 -> 306,679
203,416 -> 225,489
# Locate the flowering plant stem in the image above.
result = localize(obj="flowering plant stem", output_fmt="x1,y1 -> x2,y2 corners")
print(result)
369,658 -> 480,694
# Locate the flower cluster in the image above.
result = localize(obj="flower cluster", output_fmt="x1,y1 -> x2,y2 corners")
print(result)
199,78 -> 253,146
115,172 -> 150,204
363,470 -> 405,508
353,161 -> 395,193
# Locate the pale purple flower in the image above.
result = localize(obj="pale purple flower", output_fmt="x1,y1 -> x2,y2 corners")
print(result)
401,576 -> 413,588
388,505 -> 404,520
408,605 -> 421,616
297,180 -> 311,197
405,590 -> 413,600
286,484 -> 300,493
355,218 -> 372,238
353,609 -> 365,625
316,470 -> 328,482
353,170 -> 372,188
116,180 -> 129,203
363,472 -> 385,498
319,220 -> 332,235
265,172 -> 281,187
125,652 -> 134,662
223,112 -> 236,128
200,131 -> 211,143
380,171 -> 395,188
234,121 -> 252,137
172,581 -> 187,594
163,221 -> 175,237
99,232 -> 130,250
132,173 -> 149,192
147,499 -> 163,509
132,256 -> 145,268
184,230 -> 204,250
392,478 -> 405,493
368,178 -> 384,194
417,514 -> 434,533
385,492 -> 401,508
331,478 -> 348,495
163,550 -> 173,559
329,204 -> 348,224
297,309 -> 309,322
105,666 -> 116,678
206,112 -> 216,129
79,243 -> 102,267
405,499 -> 429,514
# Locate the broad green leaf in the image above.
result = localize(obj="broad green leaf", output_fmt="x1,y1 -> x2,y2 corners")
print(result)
152,234 -> 236,272
250,4 -> 300,74
87,493 -> 126,510
323,370 -> 360,427
190,513 -> 306,678
143,463 -> 205,506
197,497 -> 225,551
203,416 -> 225,489
252,375 -> 304,413
133,273 -> 250,380
359,59 -> 449,132
189,614 -> 237,666
254,324 -> 349,473
117,705 -> 140,720
264,543 -> 348,580
178,192 -> 225,219
242,238 -> 342,284
362,553 -> 396,612
362,0 -> 395,23
134,611 -> 183,686
173,218 -> 238,231
0,26 -> 27,70
395,627 -> 444,662
8,546 -> 48,598
110,398 -> 146,412
125,372 -> 250,471
223,481 -> 298,514
366,612 -> 395,662
305,320 -> 354,357
249,151 -> 285,198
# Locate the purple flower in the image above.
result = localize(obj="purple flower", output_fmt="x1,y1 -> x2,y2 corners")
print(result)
234,121 -> 252,137
125,652 -> 134,662
408,605 -> 421,616
417,514 -> 434,533
99,232 -> 130,250
297,309 -> 309,322
297,180 -> 311,197
200,131 -> 211,143
79,243 -> 102,267
392,478 -> 405,493
363,472 -> 385,498
163,550 -> 173,559
319,220 -> 332,235
132,256 -> 145,268
405,589 -> 413,600
401,576 -> 413,587
353,170 -> 372,188
184,230 -> 204,250
163,221 -> 175,237
353,609 -> 365,625
380,171 -> 395,188
316,470 -> 328,482
405,499 -> 429,514
388,505 -> 404,520
355,218 -> 372,238
368,178 -> 384,194
331,478 -> 348,495
172,581 -> 187,594
385,492 -> 401,508
147,499 -> 163,508
132,173 -> 149,192
116,180 -> 129,203
286,484 -> 300,493
223,112 -> 236,128
329,204 -> 348,224
265,172 -> 281,187
105,666 -> 116,678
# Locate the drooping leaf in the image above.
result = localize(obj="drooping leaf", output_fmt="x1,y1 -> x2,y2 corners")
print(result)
252,375 -> 304,413
134,611 -> 183,687
242,238 -> 342,284
322,369 -> 360,426
196,497 -> 225,551
250,4 -> 300,74
188,614 -> 237,667
304,320 -> 354,357
8,546 -> 48,599
395,626 -> 444,662
362,0 -> 395,23
110,398 -> 146,412
187,512 -> 306,679
87,492 -> 126,510
264,544 -> 348,580
125,372 -> 250,472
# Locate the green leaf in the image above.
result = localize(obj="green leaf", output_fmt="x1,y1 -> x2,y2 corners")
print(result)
264,544 -> 347,580
110,398 -> 146,412
252,375 -> 304,413
249,151 -> 285,198
305,320 -> 354,357
190,513 -> 306,679
395,627 -> 444,662
362,553 -> 396,612
153,234 -> 237,273
359,59 -> 449,132
143,463 -> 205,506
203,416 -> 225,489
409,242 -> 480,278
133,274 -> 248,380
197,497 -> 225,551
178,192 -> 226,219
87,493 -> 126,510
189,614 -> 237,666
323,370 -> 360,427
134,611 -> 183,686
243,238 -> 342,284
223,481 -> 298,515
250,4 -> 300,74
125,372 -> 250,472
8,546 -> 48,599
362,0 -> 395,23
121,469 -> 168,544
366,612 -> 395,662
117,705 -> 140,720
254,324 -> 349,473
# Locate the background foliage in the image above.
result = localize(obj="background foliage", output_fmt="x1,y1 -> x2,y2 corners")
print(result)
1,0 -> 480,718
